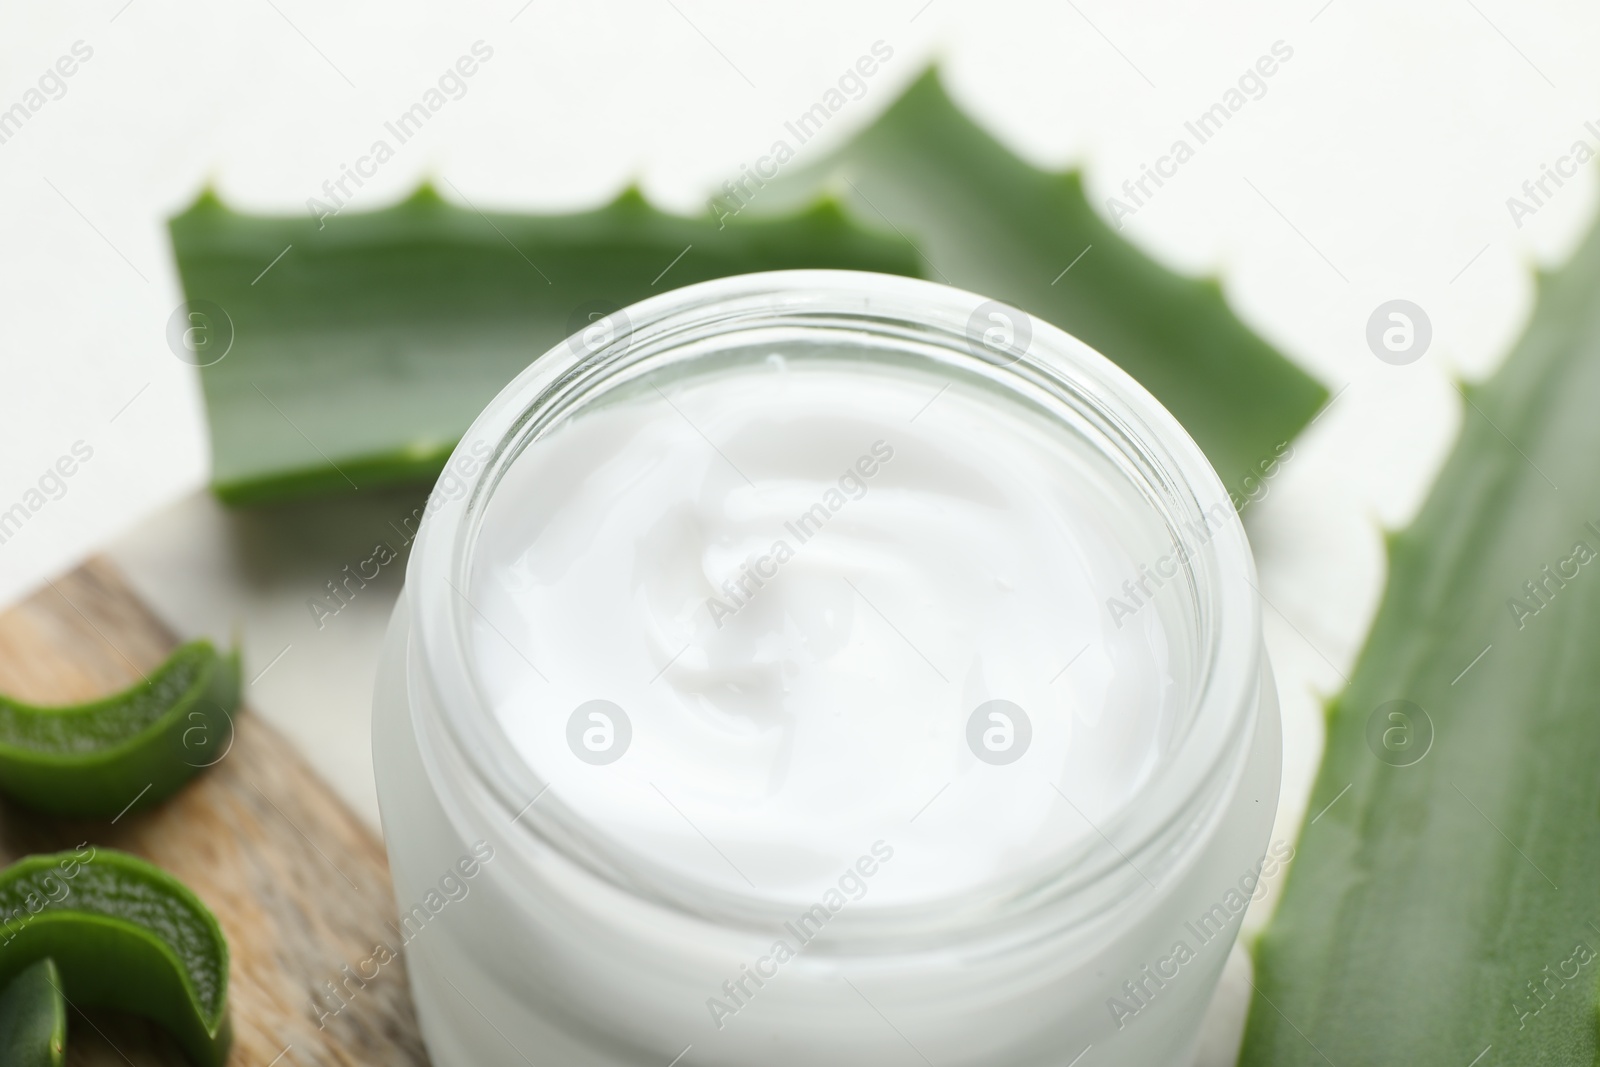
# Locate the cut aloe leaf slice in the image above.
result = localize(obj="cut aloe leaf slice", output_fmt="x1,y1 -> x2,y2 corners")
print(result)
0,640 -> 239,818
0,850 -> 230,1067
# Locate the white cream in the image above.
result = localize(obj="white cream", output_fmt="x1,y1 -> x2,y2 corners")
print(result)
467,354 -> 1185,908
377,272 -> 1277,1067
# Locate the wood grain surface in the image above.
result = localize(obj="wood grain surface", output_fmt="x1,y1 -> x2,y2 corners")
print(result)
0,558 -> 428,1066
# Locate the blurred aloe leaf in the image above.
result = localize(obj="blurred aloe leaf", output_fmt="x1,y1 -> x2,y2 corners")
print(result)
1240,218 -> 1600,1063
170,69 -> 1324,507
769,69 -> 1327,498
170,186 -> 924,505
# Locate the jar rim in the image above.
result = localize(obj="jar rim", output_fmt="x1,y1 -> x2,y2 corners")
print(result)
403,269 -> 1265,940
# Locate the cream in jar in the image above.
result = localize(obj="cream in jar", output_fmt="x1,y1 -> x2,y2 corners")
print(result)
374,271 -> 1280,1067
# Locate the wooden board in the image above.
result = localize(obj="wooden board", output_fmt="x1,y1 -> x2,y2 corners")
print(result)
0,558 -> 428,1066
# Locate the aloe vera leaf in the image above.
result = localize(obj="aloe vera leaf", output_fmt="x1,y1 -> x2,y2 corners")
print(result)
1240,216 -> 1600,1063
0,959 -> 66,1067
0,849 -> 230,1067
0,640 -> 239,817
775,69 -> 1327,500
170,186 -> 926,506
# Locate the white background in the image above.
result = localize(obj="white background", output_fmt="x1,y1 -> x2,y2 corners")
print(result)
3,0 -> 1598,1060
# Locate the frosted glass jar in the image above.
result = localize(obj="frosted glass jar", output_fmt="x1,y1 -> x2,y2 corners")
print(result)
373,271 -> 1280,1067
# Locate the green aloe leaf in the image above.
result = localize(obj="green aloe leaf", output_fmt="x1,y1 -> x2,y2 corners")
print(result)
768,69 -> 1327,499
170,70 -> 1324,508
0,849 -> 230,1067
170,186 -> 925,506
0,959 -> 66,1067
0,640 -> 239,818
1240,212 -> 1600,1063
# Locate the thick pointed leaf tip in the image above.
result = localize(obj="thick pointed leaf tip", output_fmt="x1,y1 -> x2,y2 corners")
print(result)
1051,169 -> 1091,200
1453,374 -> 1486,406
898,64 -> 951,104
402,181 -> 448,209
605,184 -> 652,213
172,186 -> 229,222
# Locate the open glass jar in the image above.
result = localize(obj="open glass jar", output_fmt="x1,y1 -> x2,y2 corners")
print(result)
373,270 -> 1280,1067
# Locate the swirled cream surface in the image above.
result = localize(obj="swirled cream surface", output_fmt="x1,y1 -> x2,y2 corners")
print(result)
466,352 -> 1187,908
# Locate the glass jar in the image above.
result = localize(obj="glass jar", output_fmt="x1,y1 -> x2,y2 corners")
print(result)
373,270 -> 1280,1067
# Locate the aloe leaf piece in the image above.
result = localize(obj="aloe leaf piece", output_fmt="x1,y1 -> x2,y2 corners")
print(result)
0,640 -> 239,818
0,849 -> 230,1067
170,186 -> 925,506
0,959 -> 66,1067
1239,214 -> 1600,1063
769,69 -> 1327,500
